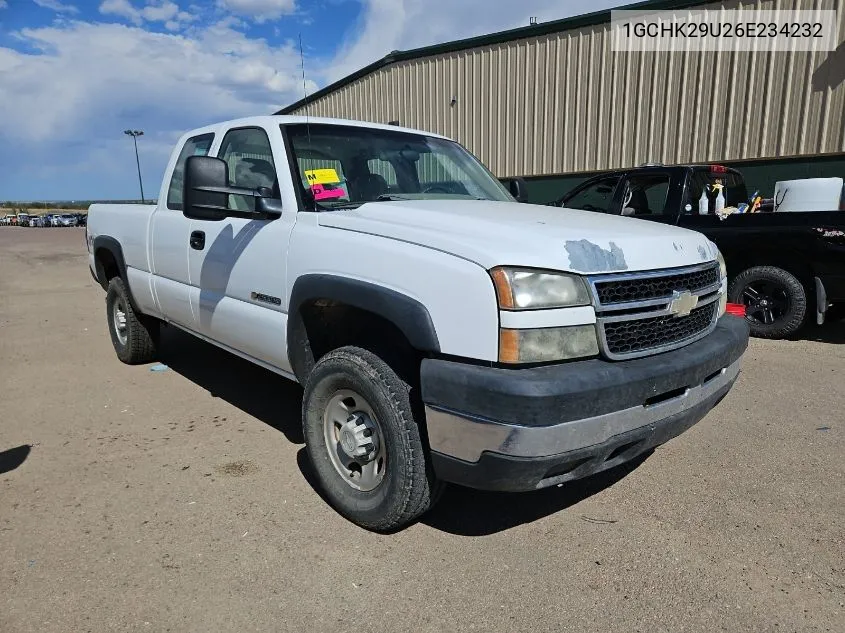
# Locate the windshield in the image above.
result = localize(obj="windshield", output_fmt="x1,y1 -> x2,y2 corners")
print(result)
284,123 -> 513,210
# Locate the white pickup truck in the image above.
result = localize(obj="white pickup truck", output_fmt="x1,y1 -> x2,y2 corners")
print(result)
87,116 -> 749,531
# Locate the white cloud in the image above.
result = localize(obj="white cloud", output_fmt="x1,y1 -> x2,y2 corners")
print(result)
99,0 -> 141,22
217,0 -> 296,23
0,20 -> 311,142
328,0 -> 627,81
99,1 -> 196,27
140,1 -> 178,21
0,19 -> 317,197
33,0 -> 79,14
0,1 -> 8,9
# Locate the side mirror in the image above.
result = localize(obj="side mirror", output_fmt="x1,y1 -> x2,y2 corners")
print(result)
183,156 -> 229,221
183,155 -> 282,221
503,177 -> 529,203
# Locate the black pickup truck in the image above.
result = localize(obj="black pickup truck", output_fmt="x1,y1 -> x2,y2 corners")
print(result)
550,164 -> 845,339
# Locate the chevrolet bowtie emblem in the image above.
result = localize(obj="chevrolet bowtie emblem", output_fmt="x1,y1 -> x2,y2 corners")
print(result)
668,290 -> 699,317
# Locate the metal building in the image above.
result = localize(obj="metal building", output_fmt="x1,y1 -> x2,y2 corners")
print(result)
277,0 -> 845,201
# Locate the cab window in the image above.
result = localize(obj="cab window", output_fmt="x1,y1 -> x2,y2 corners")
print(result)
217,127 -> 278,212
620,174 -> 670,216
166,133 -> 215,210
562,176 -> 620,213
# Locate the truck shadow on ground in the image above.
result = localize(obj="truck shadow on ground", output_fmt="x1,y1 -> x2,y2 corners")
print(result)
797,320 -> 845,344
158,325 -> 304,444
158,325 -> 651,535
419,452 -> 651,536
297,447 -> 651,536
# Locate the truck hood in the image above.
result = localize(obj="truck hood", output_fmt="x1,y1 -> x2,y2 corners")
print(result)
318,200 -> 718,274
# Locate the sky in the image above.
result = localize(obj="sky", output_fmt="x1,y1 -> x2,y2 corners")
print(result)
0,0 -> 626,201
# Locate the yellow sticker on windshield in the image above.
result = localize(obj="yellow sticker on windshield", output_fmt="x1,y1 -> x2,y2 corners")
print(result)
304,168 -> 340,185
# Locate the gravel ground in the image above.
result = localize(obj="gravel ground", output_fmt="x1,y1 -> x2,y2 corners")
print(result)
1,226 -> 843,633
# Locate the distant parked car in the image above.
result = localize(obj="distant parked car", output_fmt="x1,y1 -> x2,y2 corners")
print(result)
57,214 -> 78,227
29,216 -> 44,227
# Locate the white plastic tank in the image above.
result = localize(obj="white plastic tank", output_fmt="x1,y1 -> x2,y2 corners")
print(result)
773,177 -> 844,212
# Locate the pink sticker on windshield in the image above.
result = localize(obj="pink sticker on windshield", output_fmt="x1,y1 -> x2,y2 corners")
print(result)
311,184 -> 346,201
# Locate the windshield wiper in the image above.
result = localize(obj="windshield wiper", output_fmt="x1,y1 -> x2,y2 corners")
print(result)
316,201 -> 364,210
317,195 -> 407,210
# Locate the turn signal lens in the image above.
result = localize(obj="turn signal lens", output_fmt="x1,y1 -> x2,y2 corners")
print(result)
498,325 -> 599,363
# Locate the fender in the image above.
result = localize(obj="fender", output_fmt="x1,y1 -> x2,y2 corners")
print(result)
91,236 -> 143,313
287,274 -> 440,382
92,236 -> 127,288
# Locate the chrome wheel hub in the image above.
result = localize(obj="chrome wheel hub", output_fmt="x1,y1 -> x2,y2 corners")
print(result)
112,299 -> 127,346
338,414 -> 378,460
323,390 -> 386,491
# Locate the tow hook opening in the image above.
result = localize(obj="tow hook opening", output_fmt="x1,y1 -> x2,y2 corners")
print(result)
644,386 -> 688,408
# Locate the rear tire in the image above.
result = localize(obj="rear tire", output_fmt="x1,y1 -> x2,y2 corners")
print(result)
728,266 -> 807,339
106,277 -> 159,364
302,346 -> 441,532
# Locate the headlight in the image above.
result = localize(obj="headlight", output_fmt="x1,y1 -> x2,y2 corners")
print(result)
716,249 -> 727,280
490,267 -> 591,310
499,325 -> 599,363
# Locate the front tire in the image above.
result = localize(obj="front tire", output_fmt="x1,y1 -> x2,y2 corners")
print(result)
302,346 -> 440,531
728,266 -> 807,338
106,277 -> 159,364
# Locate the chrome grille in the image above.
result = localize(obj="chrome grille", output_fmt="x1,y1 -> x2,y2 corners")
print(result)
603,302 -> 717,356
589,263 -> 722,360
594,265 -> 719,305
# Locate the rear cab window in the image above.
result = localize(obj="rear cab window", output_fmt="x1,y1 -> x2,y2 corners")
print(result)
166,133 -> 215,210
686,167 -> 748,214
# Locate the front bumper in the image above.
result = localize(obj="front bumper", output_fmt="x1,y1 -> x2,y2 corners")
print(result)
421,315 -> 749,491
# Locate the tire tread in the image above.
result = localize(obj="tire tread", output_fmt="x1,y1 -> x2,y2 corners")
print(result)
728,265 -> 806,339
106,277 -> 159,364
303,346 -> 440,531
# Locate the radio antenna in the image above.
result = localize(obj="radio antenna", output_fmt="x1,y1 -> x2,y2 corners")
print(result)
298,33 -> 314,209
298,34 -> 312,138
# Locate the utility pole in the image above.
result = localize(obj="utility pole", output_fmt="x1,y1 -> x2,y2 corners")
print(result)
123,129 -> 145,203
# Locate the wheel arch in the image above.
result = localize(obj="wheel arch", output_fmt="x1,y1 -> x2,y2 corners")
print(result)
723,246 -> 813,286
92,235 -> 128,290
92,236 -> 147,316
287,274 -> 440,384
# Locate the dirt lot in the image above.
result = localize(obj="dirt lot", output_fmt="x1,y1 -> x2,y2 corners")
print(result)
1,227 -> 843,632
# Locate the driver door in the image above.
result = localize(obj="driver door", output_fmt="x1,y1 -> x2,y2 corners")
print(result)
186,126 -> 296,372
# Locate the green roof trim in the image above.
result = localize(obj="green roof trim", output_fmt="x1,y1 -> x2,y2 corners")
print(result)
276,0 -> 711,114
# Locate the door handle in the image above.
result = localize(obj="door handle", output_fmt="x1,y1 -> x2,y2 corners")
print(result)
190,230 -> 205,250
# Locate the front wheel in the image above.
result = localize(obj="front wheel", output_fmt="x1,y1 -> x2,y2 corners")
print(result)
728,266 -> 807,339
302,346 -> 441,532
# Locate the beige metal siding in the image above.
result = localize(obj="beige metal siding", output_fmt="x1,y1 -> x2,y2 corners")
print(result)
293,0 -> 845,177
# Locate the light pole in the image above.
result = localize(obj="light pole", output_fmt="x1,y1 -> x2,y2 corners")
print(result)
124,129 -> 145,203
